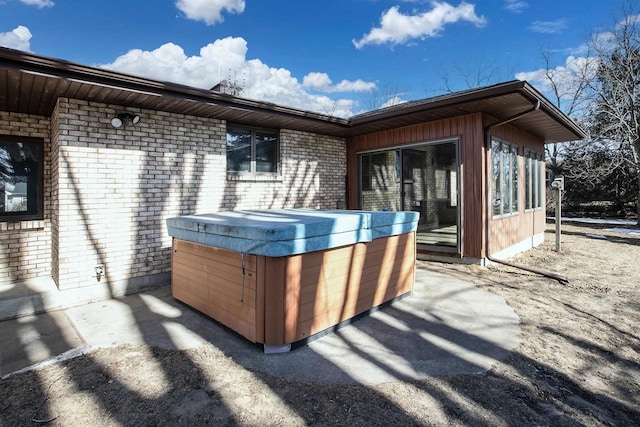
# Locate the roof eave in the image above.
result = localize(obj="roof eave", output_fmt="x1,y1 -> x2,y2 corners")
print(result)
0,47 -> 586,143
348,80 -> 586,143
518,81 -> 587,142
0,47 -> 351,130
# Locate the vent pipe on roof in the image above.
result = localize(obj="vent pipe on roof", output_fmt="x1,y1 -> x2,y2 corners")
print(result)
483,100 -> 569,284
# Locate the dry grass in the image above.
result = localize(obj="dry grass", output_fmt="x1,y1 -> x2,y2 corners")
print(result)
1,223 -> 639,426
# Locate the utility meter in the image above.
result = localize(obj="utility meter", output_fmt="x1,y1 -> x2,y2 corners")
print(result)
551,176 -> 564,191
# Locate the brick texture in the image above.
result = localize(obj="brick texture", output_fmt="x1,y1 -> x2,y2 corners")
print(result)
47,99 -> 346,290
0,111 -> 52,283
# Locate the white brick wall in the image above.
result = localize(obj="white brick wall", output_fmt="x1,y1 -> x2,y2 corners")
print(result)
0,111 -> 52,283
1,100 -> 346,290
281,129 -> 346,209
50,99 -> 346,290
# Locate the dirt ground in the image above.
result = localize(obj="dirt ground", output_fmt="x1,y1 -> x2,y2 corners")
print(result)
1,222 -> 639,426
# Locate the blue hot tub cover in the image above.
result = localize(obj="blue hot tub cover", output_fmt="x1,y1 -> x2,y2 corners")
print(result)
166,209 -> 419,257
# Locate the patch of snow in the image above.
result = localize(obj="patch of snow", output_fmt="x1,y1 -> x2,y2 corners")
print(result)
604,227 -> 640,236
548,217 -> 638,226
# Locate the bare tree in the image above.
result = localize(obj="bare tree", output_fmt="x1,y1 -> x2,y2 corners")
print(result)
361,85 -> 408,112
439,58 -> 514,94
585,1 -> 640,224
534,48 -> 598,176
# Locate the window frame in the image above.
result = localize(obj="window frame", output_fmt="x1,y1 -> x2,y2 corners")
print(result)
0,135 -> 44,222
524,148 -> 544,211
226,124 -> 280,177
491,138 -> 519,218
360,151 -> 392,191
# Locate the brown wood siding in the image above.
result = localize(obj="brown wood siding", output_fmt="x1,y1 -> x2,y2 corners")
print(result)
171,239 -> 259,342
254,256 -> 266,343
276,232 -> 416,343
347,113 -> 486,258
172,233 -> 416,347
262,256 -> 286,345
488,123 -> 547,254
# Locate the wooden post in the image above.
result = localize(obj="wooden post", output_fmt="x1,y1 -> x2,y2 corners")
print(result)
552,177 -> 564,252
555,189 -> 562,252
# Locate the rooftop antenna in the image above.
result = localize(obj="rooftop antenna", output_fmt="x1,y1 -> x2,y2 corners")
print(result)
210,69 -> 245,96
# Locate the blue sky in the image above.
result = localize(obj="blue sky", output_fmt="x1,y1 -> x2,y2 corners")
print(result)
0,0 -> 625,117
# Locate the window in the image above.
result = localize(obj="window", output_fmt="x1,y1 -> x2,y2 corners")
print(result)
492,138 -> 519,217
226,126 -> 278,175
525,149 -> 544,210
0,136 -> 44,221
360,152 -> 391,191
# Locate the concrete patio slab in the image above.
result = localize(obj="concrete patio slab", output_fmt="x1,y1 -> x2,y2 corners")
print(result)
1,267 -> 520,385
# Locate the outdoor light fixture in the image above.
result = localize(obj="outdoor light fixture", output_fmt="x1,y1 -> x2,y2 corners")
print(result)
110,113 -> 141,128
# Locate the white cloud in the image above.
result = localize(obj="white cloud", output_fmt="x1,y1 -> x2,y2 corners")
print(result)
527,19 -> 568,34
20,0 -> 54,8
0,25 -> 32,51
515,55 -> 598,113
104,38 -> 247,89
516,55 -> 597,88
353,2 -> 486,49
100,37 -> 370,117
302,72 -> 376,93
504,0 -> 527,13
175,0 -> 244,25
302,72 -> 332,91
381,95 -> 407,108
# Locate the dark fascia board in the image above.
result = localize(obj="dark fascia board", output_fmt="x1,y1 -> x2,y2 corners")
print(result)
349,80 -> 586,141
0,47 -> 351,129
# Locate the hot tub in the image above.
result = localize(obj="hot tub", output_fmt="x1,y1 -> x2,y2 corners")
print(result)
166,209 -> 418,352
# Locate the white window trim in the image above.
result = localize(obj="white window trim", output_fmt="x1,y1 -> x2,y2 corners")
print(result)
492,138 -> 520,219
524,149 -> 544,211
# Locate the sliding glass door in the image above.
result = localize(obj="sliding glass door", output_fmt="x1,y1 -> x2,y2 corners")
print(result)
358,140 -> 459,250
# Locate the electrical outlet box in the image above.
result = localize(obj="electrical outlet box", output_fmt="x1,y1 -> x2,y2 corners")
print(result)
95,264 -> 105,277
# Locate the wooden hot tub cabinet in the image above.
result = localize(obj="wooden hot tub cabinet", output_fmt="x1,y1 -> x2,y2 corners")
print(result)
167,209 -> 418,351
